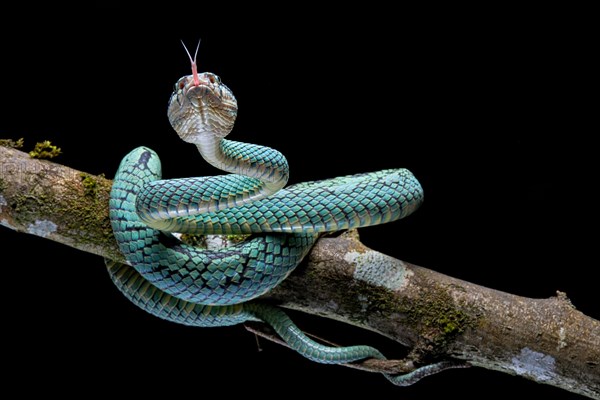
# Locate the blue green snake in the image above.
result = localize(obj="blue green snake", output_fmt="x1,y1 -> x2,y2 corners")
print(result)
106,43 -> 450,385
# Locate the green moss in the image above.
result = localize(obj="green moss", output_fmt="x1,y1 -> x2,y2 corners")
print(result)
225,234 -> 251,243
0,138 -> 24,148
29,140 -> 62,159
179,234 -> 251,248
80,173 -> 105,197
9,170 -> 123,262
401,287 -> 477,348
180,233 -> 207,247
62,174 -> 115,250
343,278 -> 479,352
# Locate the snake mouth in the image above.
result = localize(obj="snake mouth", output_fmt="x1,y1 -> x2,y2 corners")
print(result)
187,84 -> 223,108
172,73 -> 235,111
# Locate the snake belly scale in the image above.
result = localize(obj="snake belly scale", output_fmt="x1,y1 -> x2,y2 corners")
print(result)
107,46 -> 438,384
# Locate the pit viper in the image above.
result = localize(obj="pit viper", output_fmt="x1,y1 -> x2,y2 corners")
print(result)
107,41 -> 449,385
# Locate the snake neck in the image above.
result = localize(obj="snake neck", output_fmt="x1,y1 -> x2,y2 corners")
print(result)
194,132 -> 290,196
193,132 -> 230,173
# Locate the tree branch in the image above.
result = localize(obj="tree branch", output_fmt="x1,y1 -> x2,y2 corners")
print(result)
1,146 -> 598,399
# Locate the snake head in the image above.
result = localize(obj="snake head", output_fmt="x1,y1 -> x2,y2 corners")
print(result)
168,73 -> 238,142
168,38 -> 238,142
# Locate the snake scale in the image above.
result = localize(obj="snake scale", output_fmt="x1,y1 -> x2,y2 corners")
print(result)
106,42 -> 451,385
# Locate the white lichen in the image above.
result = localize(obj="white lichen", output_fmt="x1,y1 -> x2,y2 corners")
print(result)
205,235 -> 230,250
346,250 -> 413,290
557,326 -> 567,350
27,219 -> 57,238
509,347 -> 557,382
0,194 -> 6,211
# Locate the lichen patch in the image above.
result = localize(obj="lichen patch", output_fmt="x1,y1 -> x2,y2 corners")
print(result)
27,219 -> 58,237
347,250 -> 413,290
557,326 -> 567,350
509,347 -> 557,382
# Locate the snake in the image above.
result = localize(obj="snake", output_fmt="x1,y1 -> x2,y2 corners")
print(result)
106,41 -> 451,385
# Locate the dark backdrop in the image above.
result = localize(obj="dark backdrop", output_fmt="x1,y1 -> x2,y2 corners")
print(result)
0,9 -> 594,399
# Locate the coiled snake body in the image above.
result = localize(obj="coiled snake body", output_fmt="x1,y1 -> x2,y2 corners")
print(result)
107,47 -> 446,384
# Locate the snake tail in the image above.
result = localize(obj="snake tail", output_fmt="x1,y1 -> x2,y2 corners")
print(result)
385,361 -> 470,386
244,303 -> 386,364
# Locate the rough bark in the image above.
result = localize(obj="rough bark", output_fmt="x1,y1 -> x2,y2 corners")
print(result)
1,145 -> 598,399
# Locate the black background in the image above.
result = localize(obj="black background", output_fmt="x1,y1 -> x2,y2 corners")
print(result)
0,8 -> 595,399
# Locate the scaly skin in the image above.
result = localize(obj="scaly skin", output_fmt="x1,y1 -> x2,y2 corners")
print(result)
109,146 -> 317,305
107,64 -> 438,384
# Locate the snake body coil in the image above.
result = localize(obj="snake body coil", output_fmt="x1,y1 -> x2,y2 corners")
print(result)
107,59 -> 437,383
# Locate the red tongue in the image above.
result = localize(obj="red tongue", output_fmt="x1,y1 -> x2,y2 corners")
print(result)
191,61 -> 199,86
181,39 -> 201,86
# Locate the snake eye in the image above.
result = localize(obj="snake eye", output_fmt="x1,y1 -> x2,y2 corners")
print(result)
208,74 -> 220,84
174,78 -> 186,93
